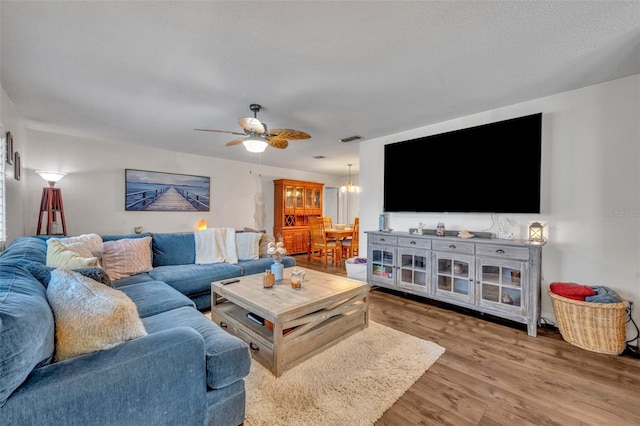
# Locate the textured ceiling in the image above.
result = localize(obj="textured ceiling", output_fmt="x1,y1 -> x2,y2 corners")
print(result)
2,1 -> 639,177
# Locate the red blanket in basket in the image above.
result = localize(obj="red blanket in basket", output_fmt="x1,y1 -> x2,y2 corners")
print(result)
550,282 -> 596,301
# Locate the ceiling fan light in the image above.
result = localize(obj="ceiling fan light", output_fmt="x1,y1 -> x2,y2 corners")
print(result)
243,138 -> 268,153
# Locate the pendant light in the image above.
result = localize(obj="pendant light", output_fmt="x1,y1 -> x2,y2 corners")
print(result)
340,164 -> 360,193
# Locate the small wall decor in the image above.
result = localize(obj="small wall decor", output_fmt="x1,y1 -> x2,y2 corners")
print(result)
14,152 -> 21,180
6,131 -> 13,165
125,169 -> 210,212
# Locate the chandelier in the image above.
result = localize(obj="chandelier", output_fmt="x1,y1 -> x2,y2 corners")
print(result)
340,164 -> 360,193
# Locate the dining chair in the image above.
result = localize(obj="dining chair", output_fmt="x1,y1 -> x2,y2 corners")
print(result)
341,217 -> 359,259
323,216 -> 338,244
309,217 -> 338,266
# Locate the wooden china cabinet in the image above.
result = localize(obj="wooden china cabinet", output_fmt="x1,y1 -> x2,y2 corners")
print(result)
273,179 -> 324,254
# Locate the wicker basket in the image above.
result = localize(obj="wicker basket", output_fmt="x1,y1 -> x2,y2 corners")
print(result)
548,291 -> 628,355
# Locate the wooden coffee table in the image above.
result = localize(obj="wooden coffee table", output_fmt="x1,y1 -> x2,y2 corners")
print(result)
210,269 -> 369,377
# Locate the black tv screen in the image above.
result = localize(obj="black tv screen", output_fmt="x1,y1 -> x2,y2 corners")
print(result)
384,113 -> 542,213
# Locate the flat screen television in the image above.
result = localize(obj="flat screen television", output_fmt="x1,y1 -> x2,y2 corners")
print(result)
384,112 -> 542,213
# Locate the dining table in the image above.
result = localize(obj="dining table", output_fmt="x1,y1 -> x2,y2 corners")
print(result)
324,227 -> 354,266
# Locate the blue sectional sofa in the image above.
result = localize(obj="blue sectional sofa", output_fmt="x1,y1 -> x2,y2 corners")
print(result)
0,232 -> 295,425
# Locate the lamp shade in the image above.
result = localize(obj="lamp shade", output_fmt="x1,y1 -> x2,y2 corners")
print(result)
243,138 -> 268,153
35,171 -> 67,187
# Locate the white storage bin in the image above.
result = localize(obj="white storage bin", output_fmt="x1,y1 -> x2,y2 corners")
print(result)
345,258 -> 367,282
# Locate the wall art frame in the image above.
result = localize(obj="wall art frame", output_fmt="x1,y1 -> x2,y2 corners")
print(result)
6,131 -> 13,165
125,168 -> 210,212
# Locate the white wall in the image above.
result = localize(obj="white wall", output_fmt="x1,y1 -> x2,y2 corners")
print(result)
360,74 -> 640,337
23,130 -> 339,237
1,87 -> 28,245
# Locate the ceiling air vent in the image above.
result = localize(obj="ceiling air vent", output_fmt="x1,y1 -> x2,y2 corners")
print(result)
312,155 -> 326,159
338,135 -> 364,143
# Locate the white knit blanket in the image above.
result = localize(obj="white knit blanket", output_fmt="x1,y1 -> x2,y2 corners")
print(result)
195,227 -> 238,264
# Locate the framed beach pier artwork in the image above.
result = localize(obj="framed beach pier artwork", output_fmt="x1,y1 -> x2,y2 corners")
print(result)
125,169 -> 210,212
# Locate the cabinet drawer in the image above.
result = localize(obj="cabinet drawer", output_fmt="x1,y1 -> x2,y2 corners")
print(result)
397,236 -> 431,249
432,240 -> 475,254
476,244 -> 529,260
238,328 -> 274,370
369,234 -> 398,245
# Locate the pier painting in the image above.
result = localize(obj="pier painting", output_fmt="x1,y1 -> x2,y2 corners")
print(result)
125,169 -> 210,212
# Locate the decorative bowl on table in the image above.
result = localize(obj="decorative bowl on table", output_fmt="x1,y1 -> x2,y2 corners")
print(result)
335,224 -> 346,230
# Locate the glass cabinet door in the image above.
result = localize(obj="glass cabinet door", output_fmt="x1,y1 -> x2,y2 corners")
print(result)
295,186 -> 304,209
313,187 -> 321,210
397,248 -> 430,294
368,244 -> 396,287
285,185 -> 295,210
477,258 -> 526,310
433,252 -> 474,303
305,188 -> 313,209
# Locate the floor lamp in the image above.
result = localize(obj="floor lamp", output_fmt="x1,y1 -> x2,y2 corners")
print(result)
35,171 -> 67,236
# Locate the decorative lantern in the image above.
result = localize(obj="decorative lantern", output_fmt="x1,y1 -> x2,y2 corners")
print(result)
528,222 -> 544,242
197,219 -> 207,231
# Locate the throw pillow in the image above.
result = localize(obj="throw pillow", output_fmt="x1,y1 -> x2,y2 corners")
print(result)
236,232 -> 261,260
46,239 -> 100,269
46,269 -> 147,362
55,233 -> 103,259
101,236 -> 153,281
259,233 -> 275,258
23,262 -> 113,288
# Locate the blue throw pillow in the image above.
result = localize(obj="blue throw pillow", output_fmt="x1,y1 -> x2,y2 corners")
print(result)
23,262 -> 113,288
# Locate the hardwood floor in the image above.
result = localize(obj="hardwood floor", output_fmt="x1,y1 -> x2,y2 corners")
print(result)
292,254 -> 640,425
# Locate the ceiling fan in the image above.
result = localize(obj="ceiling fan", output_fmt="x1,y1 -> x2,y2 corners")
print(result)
194,104 -> 311,153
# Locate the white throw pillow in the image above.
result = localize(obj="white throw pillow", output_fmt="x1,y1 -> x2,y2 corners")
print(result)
101,237 -> 153,280
236,232 -> 261,260
46,269 -> 147,362
46,238 -> 100,269
55,233 -> 103,258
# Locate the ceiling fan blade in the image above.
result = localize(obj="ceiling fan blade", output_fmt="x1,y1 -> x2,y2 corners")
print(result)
194,128 -> 246,136
239,117 -> 266,134
225,137 -> 247,147
267,137 -> 289,149
268,129 -> 311,140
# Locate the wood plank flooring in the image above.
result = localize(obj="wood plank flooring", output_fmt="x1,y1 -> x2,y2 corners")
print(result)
292,254 -> 640,426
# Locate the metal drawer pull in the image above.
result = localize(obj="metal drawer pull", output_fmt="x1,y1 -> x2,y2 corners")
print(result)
220,322 -> 228,329
496,249 -> 505,254
410,241 -> 416,244
449,245 -> 456,249
249,342 -> 260,352
380,238 -> 385,242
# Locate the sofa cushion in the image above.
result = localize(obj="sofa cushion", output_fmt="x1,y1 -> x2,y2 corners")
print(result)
235,232 -> 261,260
142,306 -> 251,389
149,263 -> 243,297
117,281 -> 196,318
46,239 -> 100,269
152,232 -> 196,266
46,269 -> 147,361
22,262 -> 113,288
0,236 -> 47,264
0,262 -> 55,407
112,272 -> 155,288
101,236 -> 153,280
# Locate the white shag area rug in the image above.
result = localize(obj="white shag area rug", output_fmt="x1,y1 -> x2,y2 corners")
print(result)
244,321 -> 446,426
